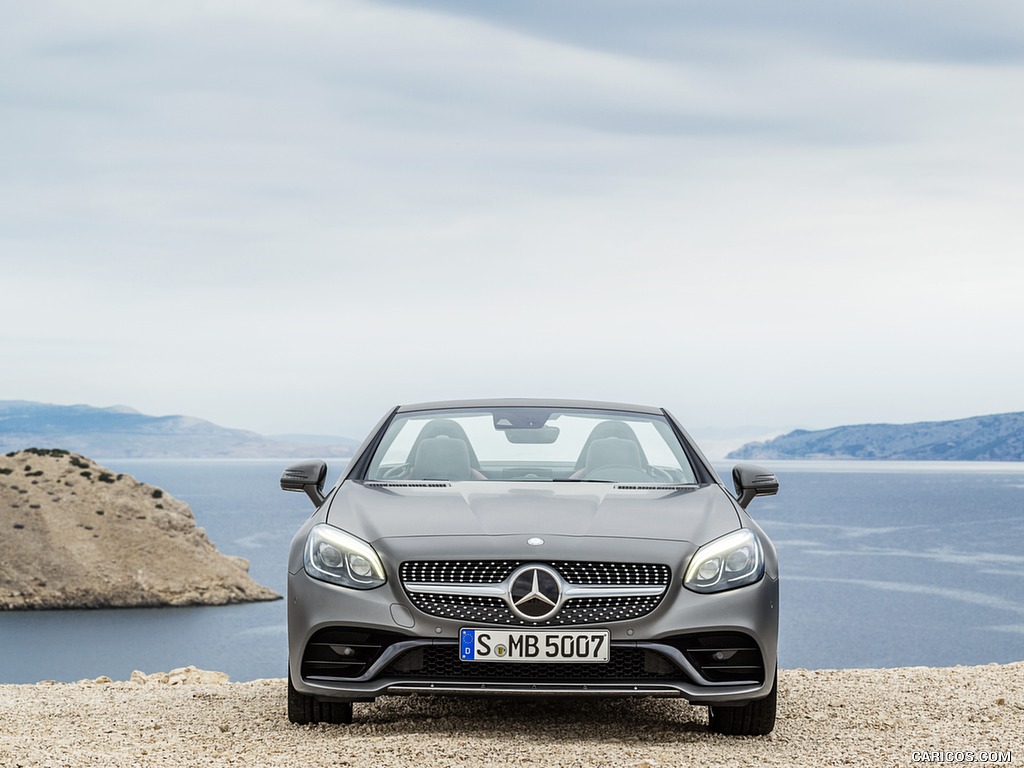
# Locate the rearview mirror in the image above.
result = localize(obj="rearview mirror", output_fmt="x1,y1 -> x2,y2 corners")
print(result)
504,426 -> 560,444
281,460 -> 328,507
732,463 -> 779,510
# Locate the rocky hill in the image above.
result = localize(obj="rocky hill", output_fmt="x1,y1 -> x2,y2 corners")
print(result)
0,401 -> 356,458
728,411 -> 1024,461
1,448 -> 280,610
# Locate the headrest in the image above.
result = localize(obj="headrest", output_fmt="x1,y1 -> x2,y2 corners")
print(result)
585,437 -> 642,470
411,436 -> 472,480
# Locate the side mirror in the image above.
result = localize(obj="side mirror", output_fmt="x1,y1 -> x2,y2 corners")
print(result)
281,460 -> 328,507
732,463 -> 779,510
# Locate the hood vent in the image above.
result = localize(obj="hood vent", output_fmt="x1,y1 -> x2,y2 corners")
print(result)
613,484 -> 698,491
364,481 -> 451,489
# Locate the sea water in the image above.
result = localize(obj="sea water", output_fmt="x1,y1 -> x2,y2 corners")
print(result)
1,459 -> 1022,683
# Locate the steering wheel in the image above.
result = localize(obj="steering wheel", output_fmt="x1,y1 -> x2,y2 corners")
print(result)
646,466 -> 676,482
582,464 -> 654,482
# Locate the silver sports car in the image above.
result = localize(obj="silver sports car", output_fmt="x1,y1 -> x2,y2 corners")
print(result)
281,399 -> 780,735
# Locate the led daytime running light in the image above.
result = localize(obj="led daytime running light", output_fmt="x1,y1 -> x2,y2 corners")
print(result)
684,529 -> 764,594
304,524 -> 386,589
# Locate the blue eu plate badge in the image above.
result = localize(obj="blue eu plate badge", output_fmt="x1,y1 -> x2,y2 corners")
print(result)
460,629 -> 476,660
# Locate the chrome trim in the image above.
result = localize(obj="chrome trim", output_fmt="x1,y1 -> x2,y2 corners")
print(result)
563,585 -> 667,598
387,683 -> 684,698
405,583 -> 508,597
508,564 -> 561,621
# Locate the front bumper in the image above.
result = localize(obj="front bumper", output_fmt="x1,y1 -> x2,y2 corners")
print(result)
288,567 -> 779,705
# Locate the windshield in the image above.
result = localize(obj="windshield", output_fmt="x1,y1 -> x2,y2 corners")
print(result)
365,407 -> 698,484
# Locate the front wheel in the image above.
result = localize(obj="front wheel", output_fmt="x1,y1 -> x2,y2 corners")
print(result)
708,671 -> 777,736
288,672 -> 353,725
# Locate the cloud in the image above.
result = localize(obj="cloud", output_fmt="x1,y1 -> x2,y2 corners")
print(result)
374,0 -> 1024,66
2,0 -> 1023,436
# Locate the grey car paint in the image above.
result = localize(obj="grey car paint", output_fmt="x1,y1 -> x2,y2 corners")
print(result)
331,483 -> 741,544
283,398 -> 780,731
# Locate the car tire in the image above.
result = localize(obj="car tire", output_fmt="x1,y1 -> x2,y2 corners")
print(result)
707,671 -> 777,736
288,672 -> 354,725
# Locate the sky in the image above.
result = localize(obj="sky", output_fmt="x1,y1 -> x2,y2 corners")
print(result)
3,0 -> 1024,444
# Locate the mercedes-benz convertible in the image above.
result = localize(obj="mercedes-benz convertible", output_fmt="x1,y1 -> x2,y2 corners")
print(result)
281,399 -> 780,735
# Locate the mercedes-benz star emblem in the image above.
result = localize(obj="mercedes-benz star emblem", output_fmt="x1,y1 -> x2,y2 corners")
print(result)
507,565 -> 562,622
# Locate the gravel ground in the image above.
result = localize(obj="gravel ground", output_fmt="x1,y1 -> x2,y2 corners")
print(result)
1,664 -> 1021,767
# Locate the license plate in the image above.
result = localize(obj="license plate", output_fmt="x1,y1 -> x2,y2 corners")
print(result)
459,628 -> 610,663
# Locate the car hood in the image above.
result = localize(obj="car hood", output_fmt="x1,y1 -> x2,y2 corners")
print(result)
325,481 -> 741,551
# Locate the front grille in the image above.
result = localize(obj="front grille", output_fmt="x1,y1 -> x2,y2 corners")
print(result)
380,644 -> 686,682
400,560 -> 671,626
400,560 -> 669,586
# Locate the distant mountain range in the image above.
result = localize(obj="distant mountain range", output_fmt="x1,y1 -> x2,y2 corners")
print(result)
727,411 -> 1024,461
0,401 -> 357,459
8,401 -> 1021,462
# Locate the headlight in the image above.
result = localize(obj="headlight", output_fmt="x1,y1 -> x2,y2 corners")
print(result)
684,528 -> 764,593
304,524 -> 386,589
